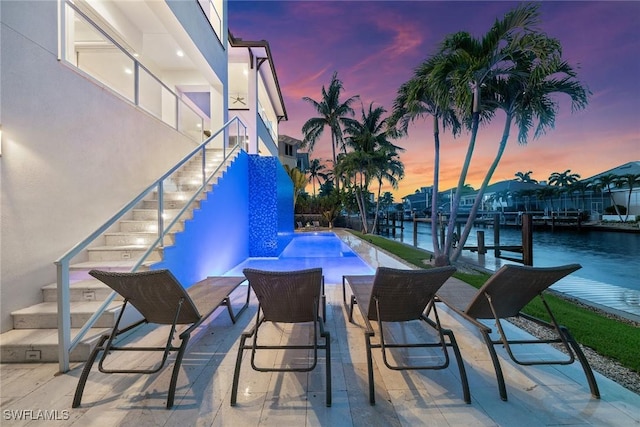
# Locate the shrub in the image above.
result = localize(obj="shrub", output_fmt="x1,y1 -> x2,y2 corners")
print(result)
604,204 -> 626,215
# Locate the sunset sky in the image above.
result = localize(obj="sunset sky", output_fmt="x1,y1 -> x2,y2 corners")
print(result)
228,1 -> 640,199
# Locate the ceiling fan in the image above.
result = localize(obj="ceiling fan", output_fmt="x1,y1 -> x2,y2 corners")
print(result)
231,94 -> 246,105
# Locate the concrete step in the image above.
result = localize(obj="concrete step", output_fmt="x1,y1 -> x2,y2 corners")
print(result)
104,231 -> 173,246
119,219 -> 187,233
174,166 -> 224,178
41,279 -> 123,303
68,260 -> 153,281
141,198 -> 201,210
164,179 -> 213,192
87,245 -> 162,262
151,191 -> 207,202
132,208 -> 183,221
11,301 -> 122,329
0,328 -> 109,363
176,165 -> 222,175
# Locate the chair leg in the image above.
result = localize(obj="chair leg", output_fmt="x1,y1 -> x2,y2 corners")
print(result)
349,295 -> 356,323
481,330 -> 508,401
324,330 -> 332,407
72,334 -> 108,408
342,277 -> 347,306
444,330 -> 471,404
166,335 -> 190,409
561,327 -> 600,399
230,333 -> 249,406
224,297 -> 237,324
365,332 -> 375,405
322,295 -> 327,321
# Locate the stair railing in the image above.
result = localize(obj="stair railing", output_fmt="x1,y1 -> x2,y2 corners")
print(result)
55,117 -> 247,372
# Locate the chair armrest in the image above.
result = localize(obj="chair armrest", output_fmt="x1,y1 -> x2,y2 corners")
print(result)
435,297 -> 492,333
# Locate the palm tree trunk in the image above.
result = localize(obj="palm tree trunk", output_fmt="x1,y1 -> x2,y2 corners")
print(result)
373,179 -> 383,234
627,187 -> 634,222
445,109 -> 480,259
451,112 -> 512,262
607,187 -> 623,221
355,173 -> 368,233
431,116 -> 443,262
360,185 -> 369,233
331,132 -> 339,192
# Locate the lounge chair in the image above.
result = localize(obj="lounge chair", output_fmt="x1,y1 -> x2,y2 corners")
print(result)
436,263 -> 600,401
230,268 -> 331,406
72,269 -> 249,409
343,266 -> 470,405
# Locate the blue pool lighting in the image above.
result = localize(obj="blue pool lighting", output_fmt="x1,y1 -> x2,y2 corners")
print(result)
226,232 -> 375,284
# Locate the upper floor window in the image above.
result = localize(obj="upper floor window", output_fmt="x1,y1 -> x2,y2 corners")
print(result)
285,144 -> 293,157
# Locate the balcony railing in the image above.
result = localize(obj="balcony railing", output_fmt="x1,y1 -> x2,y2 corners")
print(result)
197,0 -> 223,43
61,0 -> 205,142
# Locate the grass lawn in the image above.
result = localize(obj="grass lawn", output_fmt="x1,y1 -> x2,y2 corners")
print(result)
348,230 -> 640,373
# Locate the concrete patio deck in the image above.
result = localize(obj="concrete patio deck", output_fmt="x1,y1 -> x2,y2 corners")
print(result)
1,231 -> 638,426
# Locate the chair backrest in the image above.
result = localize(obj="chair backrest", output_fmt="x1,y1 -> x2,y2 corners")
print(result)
89,269 -> 201,325
243,268 -> 322,323
464,264 -> 581,319
368,266 -> 456,321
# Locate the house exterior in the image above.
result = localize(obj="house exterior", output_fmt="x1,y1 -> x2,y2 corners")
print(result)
481,180 -> 545,212
582,161 -> 640,219
402,187 -> 432,217
278,134 -> 303,170
401,161 -> 640,221
1,0 -> 288,337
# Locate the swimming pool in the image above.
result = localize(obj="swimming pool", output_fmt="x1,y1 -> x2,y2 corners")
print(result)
225,232 -> 375,283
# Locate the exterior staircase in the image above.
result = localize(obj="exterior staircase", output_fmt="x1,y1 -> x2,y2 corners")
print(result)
0,149 -> 235,363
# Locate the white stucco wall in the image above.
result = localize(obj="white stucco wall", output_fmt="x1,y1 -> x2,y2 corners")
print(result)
0,1 -> 197,332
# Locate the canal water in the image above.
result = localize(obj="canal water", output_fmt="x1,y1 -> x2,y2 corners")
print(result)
388,222 -> 640,321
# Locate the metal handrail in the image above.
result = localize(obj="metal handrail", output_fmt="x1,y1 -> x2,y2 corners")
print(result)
55,117 -> 247,372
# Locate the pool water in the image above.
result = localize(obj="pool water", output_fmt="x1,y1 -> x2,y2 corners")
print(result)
225,232 -> 374,283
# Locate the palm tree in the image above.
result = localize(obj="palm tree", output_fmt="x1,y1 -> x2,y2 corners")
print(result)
318,178 -> 335,198
567,180 -> 589,211
380,192 -> 395,216
514,171 -> 537,183
307,158 -> 327,197
516,188 -> 536,211
549,170 -> 581,211
549,169 -> 581,187
302,72 -> 359,189
596,174 -> 622,220
339,103 -> 403,233
388,56 -> 460,264
617,173 -> 640,221
420,4 -> 538,261
371,149 -> 404,233
335,150 -> 373,232
536,186 -> 557,213
430,5 -> 542,258
284,165 -> 308,210
437,4 -> 590,263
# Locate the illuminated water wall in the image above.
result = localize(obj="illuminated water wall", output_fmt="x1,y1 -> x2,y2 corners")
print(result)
153,152 -> 293,287
248,155 -> 294,256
